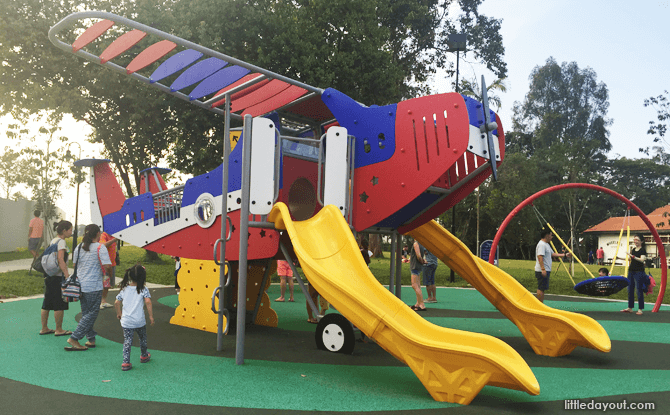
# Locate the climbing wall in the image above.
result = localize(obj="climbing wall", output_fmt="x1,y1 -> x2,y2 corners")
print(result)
170,258 -> 278,333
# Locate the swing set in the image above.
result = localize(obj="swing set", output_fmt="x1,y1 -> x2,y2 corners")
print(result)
529,205 -> 629,296
489,183 -> 667,312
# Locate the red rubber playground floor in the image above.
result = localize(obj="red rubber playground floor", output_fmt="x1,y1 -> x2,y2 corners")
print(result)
1,285 -> 669,414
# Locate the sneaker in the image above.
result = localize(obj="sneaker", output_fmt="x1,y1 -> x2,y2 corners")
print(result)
141,353 -> 151,363
100,303 -> 113,309
122,363 -> 132,371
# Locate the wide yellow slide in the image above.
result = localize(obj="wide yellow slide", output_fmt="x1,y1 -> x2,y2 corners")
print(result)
409,220 -> 611,357
269,203 -> 539,405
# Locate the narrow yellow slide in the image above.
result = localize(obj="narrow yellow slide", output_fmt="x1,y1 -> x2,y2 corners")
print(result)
269,203 -> 539,405
409,220 -> 611,357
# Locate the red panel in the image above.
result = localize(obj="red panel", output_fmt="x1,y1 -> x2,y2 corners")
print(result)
397,113 -> 507,234
352,93 -> 470,232
72,20 -> 115,52
143,210 -> 279,261
282,94 -> 334,122
242,85 -> 308,117
100,30 -> 147,64
277,156 -> 323,221
94,163 -> 126,217
126,40 -> 177,74
210,74 -> 266,108
230,80 -> 291,113
139,172 -> 169,194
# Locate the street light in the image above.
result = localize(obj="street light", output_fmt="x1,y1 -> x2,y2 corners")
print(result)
447,33 -> 466,282
66,142 -> 82,247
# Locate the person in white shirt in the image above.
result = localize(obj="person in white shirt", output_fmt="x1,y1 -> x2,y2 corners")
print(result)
115,264 -> 154,371
535,228 -> 570,303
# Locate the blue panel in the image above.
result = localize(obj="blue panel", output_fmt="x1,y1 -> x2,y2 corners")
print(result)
181,131 -> 244,207
149,49 -> 203,84
463,95 -> 498,135
372,192 -> 441,229
188,65 -> 250,101
103,193 -> 155,235
169,57 -> 228,92
321,88 -> 396,168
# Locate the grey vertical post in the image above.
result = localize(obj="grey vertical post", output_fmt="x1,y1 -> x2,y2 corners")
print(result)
389,233 -> 396,295
395,232 -> 402,299
236,114 -> 253,365
217,94 -> 232,351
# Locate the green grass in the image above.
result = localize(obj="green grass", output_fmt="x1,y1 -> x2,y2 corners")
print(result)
0,271 -> 47,298
2,247 -> 669,306
0,249 -> 34,262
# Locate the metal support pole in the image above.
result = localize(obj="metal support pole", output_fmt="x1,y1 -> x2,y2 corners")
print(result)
389,233 -> 396,295
217,94 -> 231,352
395,232 -> 402,299
235,114 -> 253,365
279,241 -> 320,318
450,50 -> 461,283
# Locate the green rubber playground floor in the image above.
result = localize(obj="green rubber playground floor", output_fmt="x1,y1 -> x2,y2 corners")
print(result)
2,285 -> 670,414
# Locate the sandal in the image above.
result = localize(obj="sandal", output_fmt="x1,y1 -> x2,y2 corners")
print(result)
85,342 -> 96,348
307,318 -> 318,324
636,310 -> 643,315
620,308 -> 632,313
275,298 -> 285,302
55,330 -> 73,337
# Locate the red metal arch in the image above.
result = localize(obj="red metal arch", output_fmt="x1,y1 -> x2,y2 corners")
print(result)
489,183 -> 667,313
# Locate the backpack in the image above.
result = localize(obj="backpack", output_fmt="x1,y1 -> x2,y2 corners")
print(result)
34,242 -> 60,276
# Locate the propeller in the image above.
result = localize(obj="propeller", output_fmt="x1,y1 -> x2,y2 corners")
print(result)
479,74 -> 499,181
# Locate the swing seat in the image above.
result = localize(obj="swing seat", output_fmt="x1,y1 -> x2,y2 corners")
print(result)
573,276 -> 628,297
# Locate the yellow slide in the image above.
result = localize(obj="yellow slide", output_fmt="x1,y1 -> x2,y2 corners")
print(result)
409,220 -> 611,357
269,203 -> 539,405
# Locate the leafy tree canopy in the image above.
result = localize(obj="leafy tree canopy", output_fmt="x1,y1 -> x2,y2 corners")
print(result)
1,0 -> 507,193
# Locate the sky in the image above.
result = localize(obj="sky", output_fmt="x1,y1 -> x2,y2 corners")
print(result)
2,0 -> 669,226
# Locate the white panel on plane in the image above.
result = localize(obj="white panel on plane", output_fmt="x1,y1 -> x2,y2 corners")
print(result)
324,126 -> 349,216
249,117 -> 276,215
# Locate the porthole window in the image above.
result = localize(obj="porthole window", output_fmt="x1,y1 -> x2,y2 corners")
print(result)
194,193 -> 216,228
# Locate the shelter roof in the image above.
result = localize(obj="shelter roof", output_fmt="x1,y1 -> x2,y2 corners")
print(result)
583,204 -> 670,233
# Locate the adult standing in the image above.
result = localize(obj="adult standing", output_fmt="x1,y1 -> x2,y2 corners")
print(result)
409,239 -> 427,311
99,231 -> 118,309
39,220 -> 73,336
28,210 -> 44,273
596,246 -> 604,265
535,228 -> 570,303
423,249 -> 438,303
619,234 -> 648,315
66,224 -> 112,351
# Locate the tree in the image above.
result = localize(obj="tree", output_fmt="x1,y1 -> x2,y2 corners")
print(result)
6,120 -> 76,241
0,147 -> 30,199
640,90 -> 670,162
1,0 -> 508,184
458,77 -> 507,110
509,57 -> 612,260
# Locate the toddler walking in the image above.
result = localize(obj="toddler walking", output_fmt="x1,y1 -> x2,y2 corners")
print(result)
114,265 -> 154,371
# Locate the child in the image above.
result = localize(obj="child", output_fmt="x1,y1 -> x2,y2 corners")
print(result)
115,265 -> 154,371
598,267 -> 609,277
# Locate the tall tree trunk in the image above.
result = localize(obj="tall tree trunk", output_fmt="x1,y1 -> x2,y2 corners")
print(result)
369,234 -> 384,258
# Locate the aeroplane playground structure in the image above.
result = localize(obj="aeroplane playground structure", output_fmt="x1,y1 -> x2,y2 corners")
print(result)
51,11 -> 611,405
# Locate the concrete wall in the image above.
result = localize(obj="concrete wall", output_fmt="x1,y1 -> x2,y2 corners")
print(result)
0,198 -> 65,253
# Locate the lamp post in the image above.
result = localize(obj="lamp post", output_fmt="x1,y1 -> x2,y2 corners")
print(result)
447,33 -> 466,282
66,142 -> 82,246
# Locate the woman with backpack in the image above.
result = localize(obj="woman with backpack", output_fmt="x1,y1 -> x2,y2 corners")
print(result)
39,220 -> 73,336
65,224 -> 112,351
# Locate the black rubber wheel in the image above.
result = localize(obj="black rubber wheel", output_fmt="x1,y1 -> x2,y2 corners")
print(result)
315,313 -> 355,354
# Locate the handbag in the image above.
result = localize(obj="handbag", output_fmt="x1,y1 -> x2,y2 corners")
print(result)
61,245 -> 82,302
